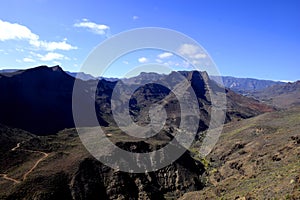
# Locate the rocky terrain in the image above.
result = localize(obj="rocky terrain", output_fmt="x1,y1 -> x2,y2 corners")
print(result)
250,81 -> 300,108
0,124 -> 206,200
0,65 -> 298,199
180,106 -> 300,199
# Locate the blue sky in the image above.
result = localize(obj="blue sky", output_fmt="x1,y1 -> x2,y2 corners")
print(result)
0,0 -> 299,81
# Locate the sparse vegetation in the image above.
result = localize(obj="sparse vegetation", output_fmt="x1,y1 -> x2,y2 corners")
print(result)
180,107 -> 300,199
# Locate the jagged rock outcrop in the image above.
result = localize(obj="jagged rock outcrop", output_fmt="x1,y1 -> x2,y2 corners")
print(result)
70,150 -> 204,200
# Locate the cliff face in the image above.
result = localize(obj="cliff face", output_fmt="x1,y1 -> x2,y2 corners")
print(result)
71,151 -> 204,200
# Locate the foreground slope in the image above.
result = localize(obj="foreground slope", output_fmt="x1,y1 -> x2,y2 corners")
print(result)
0,125 -> 206,200
180,107 -> 300,199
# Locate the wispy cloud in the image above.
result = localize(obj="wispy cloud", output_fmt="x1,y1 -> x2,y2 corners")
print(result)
52,61 -> 62,66
16,48 -> 24,52
31,52 -> 69,61
29,38 -> 76,51
23,57 -> 35,62
158,52 -> 173,59
132,16 -> 139,20
155,59 -> 163,63
138,57 -> 148,63
0,19 -> 77,51
74,19 -> 110,36
177,44 -> 207,65
40,52 -> 68,61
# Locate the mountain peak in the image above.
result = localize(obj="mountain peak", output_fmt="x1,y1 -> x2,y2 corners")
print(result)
50,65 -> 63,72
177,70 -> 209,81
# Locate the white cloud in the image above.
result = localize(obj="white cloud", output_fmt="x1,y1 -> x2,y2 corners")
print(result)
122,61 -> 129,65
0,19 -> 77,51
52,61 -> 62,66
161,59 -> 192,69
158,52 -> 173,59
181,60 -> 193,69
35,52 -> 68,61
74,19 -> 110,35
177,44 -> 207,64
16,48 -> 24,52
23,57 -> 35,62
155,59 -> 163,63
29,38 -> 77,51
133,16 -> 139,20
0,19 -> 39,41
138,57 -> 148,63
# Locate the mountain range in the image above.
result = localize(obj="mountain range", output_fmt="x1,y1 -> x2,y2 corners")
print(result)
0,65 -> 299,199
210,76 -> 286,94
251,80 -> 300,108
0,65 -> 273,135
0,68 -> 289,94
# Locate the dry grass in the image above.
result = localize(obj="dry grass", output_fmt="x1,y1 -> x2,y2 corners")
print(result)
181,107 -> 300,199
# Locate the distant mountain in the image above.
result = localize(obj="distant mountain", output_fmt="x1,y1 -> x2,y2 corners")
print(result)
0,69 -> 19,74
66,71 -> 97,81
122,72 -> 162,84
251,80 -> 300,108
211,76 -> 285,94
0,68 -> 286,92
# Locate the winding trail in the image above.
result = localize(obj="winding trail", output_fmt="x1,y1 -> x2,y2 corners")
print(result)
11,142 -> 20,151
0,174 -> 20,184
22,150 -> 48,181
0,142 -> 49,184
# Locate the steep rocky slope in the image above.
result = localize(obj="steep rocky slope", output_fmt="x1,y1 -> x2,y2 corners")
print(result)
180,107 -> 300,199
0,125 -> 205,200
0,65 -> 109,135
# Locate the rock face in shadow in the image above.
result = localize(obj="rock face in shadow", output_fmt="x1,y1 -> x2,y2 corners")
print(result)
70,150 -> 205,200
0,66 -> 75,135
0,66 -> 109,135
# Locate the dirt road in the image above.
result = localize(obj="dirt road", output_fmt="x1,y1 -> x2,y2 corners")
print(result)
0,142 -> 49,184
